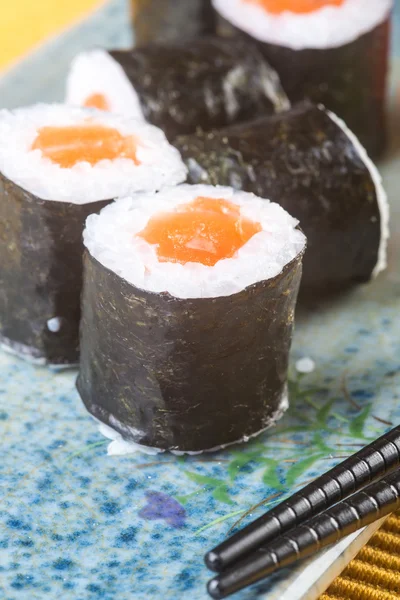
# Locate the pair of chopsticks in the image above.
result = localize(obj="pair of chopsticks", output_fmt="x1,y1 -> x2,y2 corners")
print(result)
205,425 -> 400,599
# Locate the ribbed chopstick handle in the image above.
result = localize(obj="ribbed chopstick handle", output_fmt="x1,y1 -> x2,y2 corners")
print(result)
275,470 -> 400,564
207,468 -> 400,599
205,427 -> 400,572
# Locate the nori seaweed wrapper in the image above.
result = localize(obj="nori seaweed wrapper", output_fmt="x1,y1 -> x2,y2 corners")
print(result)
174,103 -> 382,298
110,36 -> 289,141
77,248 -> 304,452
215,14 -> 238,38
230,17 -> 391,158
0,173 -> 109,366
132,0 -> 216,46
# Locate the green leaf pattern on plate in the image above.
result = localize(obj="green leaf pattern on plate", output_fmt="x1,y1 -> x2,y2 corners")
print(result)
172,374 -> 384,527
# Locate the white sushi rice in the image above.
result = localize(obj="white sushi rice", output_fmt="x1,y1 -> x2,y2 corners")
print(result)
66,50 -> 145,120
96,386 -> 289,455
326,108 -> 389,278
84,184 -> 306,300
0,104 -> 187,203
212,0 -> 393,50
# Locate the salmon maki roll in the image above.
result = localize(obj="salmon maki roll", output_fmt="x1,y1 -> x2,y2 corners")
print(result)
0,104 -> 186,367
212,0 -> 393,158
65,37 -> 290,140
77,184 -> 306,453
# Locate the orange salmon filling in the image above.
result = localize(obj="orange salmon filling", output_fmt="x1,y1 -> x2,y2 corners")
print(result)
245,0 -> 344,14
31,124 -> 139,168
83,93 -> 111,111
139,197 -> 262,267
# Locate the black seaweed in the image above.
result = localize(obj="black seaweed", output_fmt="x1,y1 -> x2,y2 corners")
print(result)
215,14 -> 238,38
0,173 -> 109,366
77,249 -> 304,452
232,17 -> 391,158
174,103 -> 382,297
132,0 -> 216,46
111,36 -> 289,140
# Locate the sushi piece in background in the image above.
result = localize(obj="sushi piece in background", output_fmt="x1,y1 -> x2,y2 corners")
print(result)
0,104 -> 186,367
174,103 -> 389,298
212,0 -> 393,158
77,185 -> 306,453
65,37 -> 290,140
132,0 -> 216,46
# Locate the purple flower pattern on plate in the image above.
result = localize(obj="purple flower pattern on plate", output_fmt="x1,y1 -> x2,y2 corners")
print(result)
139,491 -> 186,528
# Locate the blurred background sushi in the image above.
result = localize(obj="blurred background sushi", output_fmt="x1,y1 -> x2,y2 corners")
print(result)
212,0 -> 393,158
65,38 -> 289,140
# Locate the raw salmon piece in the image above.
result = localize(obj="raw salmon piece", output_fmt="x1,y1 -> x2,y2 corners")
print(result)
32,124 -> 139,168
139,197 -> 261,266
245,0 -> 344,15
83,93 -> 111,111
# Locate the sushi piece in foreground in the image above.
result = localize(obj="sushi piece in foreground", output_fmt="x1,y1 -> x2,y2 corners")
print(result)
132,0 -> 216,46
212,0 -> 393,158
66,37 -> 290,140
0,104 -> 186,367
174,103 -> 389,298
77,185 -> 306,453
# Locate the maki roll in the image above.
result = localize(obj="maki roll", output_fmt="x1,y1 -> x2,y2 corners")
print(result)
132,0 -> 216,46
77,185 -> 306,453
174,103 -> 388,297
66,37 -> 290,140
212,0 -> 393,158
0,104 -> 186,367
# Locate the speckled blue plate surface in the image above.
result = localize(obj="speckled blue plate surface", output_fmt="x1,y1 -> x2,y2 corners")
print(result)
1,3 -> 400,599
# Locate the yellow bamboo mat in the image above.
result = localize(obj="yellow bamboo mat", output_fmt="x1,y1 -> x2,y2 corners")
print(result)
321,513 -> 400,600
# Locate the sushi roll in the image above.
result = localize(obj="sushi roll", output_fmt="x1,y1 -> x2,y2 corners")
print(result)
66,37 -> 290,141
132,0 -> 216,46
0,104 -> 186,367
77,185 -> 306,453
212,0 -> 393,158
174,103 -> 389,298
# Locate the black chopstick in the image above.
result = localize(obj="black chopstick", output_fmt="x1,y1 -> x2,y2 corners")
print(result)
207,467 -> 400,599
205,425 -> 400,572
